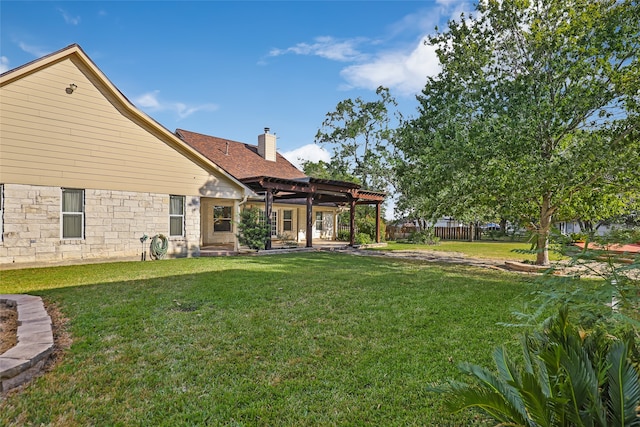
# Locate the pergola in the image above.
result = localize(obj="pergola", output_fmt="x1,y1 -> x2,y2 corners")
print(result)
240,176 -> 386,249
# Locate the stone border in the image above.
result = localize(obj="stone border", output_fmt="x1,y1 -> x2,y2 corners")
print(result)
0,294 -> 54,393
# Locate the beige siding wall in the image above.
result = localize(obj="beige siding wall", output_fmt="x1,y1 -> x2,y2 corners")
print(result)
201,198 -> 238,246
0,57 -> 241,199
0,183 -> 200,265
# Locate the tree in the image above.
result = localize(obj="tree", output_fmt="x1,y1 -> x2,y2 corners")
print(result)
396,0 -> 640,265
236,208 -> 270,250
301,159 -> 360,184
315,86 -> 398,192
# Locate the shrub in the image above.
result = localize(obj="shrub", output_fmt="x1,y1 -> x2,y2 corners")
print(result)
431,306 -> 640,426
408,229 -> 440,245
355,233 -> 372,245
337,230 -> 351,242
356,215 -> 383,242
570,231 -> 590,242
236,208 -> 270,250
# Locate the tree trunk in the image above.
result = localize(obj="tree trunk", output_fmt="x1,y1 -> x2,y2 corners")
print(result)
536,194 -> 553,266
499,218 -> 507,234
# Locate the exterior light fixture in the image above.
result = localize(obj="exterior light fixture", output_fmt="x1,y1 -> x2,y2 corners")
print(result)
66,83 -> 77,94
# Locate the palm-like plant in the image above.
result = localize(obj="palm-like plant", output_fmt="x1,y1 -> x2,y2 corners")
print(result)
431,306 -> 640,426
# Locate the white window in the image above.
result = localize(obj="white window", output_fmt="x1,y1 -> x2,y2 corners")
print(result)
259,210 -> 278,237
315,212 -> 324,231
62,188 -> 84,239
283,210 -> 293,232
214,205 -> 232,232
169,195 -> 185,237
271,211 -> 278,237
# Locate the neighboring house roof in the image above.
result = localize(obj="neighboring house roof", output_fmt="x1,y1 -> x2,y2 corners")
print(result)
176,129 -> 307,181
0,43 -> 256,198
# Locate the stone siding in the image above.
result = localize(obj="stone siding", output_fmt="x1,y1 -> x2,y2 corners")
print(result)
0,184 -> 201,265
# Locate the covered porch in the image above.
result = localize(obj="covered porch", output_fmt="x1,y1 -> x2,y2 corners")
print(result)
240,176 -> 386,250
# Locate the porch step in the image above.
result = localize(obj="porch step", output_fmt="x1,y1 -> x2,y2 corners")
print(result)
200,245 -> 237,257
200,250 -> 238,257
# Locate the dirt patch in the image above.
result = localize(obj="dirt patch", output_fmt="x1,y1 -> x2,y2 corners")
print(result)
41,300 -> 72,371
0,301 -> 18,355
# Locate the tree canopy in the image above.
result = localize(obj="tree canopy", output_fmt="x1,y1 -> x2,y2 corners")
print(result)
314,86 -> 398,192
396,0 -> 640,265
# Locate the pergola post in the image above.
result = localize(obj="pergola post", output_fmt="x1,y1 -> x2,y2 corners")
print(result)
376,202 -> 381,243
265,190 -> 273,250
306,195 -> 313,248
349,197 -> 356,246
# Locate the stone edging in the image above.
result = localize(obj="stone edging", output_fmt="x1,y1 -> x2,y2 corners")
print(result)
0,294 -> 54,393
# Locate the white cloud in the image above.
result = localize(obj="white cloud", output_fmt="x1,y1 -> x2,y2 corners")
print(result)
269,36 -> 367,62
58,8 -> 81,25
282,144 -> 331,170
18,42 -> 49,58
136,91 -> 162,109
0,56 -> 9,73
134,91 -> 218,120
266,3 -> 474,97
340,39 -> 440,96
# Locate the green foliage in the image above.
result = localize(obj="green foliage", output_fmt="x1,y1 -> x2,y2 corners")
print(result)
408,229 -> 440,245
532,227 -> 640,328
337,229 -> 350,242
354,232 -> 372,245
355,213 -> 382,242
570,232 -> 591,243
315,86 -> 398,191
301,159 -> 360,184
236,207 -> 270,250
337,207 -> 386,243
396,0 -> 640,265
432,306 -> 640,426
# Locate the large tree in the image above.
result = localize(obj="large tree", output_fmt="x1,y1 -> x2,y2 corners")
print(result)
396,0 -> 640,265
315,86 -> 398,192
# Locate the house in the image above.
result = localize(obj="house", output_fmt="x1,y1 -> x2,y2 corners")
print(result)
0,44 -> 385,266
176,128 -> 386,249
0,44 -> 255,265
177,128 -> 326,247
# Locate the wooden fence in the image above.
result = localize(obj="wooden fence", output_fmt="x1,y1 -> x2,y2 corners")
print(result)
433,226 -> 483,241
386,225 -> 483,241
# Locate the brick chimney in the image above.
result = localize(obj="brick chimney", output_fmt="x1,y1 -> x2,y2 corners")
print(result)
258,127 -> 277,162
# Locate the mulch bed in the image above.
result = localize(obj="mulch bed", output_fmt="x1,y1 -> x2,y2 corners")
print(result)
0,301 -> 18,355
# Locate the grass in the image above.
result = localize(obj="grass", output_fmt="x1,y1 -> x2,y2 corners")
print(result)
376,241 -> 565,262
1,253 -> 533,426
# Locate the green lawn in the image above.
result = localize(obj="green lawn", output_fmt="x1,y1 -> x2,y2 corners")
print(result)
1,253 -> 532,426
377,241 -> 565,262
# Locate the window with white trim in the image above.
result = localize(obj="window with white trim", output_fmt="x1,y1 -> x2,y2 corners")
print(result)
169,195 -> 185,237
283,210 -> 293,232
62,188 -> 84,239
259,210 -> 278,237
271,211 -> 278,237
315,211 -> 324,231
213,205 -> 232,232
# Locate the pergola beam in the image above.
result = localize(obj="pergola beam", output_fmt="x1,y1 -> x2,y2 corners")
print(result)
240,176 -> 385,249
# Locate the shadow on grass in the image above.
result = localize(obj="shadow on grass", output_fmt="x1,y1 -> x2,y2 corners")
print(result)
2,252 -> 528,426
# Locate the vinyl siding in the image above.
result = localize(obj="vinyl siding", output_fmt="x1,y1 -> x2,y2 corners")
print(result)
0,57 -> 242,199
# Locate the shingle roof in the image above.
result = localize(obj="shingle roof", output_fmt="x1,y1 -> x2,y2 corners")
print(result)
176,129 -> 307,181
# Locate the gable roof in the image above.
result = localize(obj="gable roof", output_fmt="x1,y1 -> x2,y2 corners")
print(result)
0,43 -> 256,198
176,129 -> 308,181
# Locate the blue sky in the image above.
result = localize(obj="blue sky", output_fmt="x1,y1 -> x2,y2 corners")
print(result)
1,0 -> 471,168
